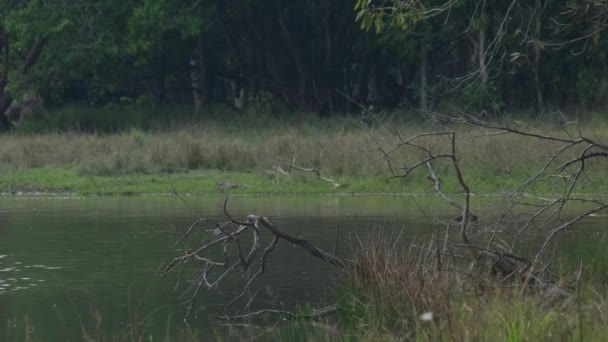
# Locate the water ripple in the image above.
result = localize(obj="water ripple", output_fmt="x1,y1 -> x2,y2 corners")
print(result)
0,255 -> 61,294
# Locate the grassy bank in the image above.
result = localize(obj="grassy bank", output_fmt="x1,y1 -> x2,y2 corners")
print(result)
331,235 -> 608,341
0,112 -> 607,195
256,235 -> 608,341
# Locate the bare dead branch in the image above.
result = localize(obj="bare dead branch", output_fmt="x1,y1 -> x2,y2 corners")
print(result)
370,110 -> 607,294
164,111 -> 607,322
267,158 -> 341,188
376,130 -> 475,245
288,157 -> 341,188
249,214 -> 351,269
165,196 -> 351,320
532,203 -> 608,267
218,305 -> 339,321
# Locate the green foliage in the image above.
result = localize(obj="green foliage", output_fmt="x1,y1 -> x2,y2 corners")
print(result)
3,0 -> 608,127
576,67 -> 608,108
355,0 -> 425,31
127,0 -> 211,57
14,104 -> 200,133
459,81 -> 502,111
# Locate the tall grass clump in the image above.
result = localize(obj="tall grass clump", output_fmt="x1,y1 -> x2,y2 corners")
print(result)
338,233 -> 456,340
337,233 -> 608,341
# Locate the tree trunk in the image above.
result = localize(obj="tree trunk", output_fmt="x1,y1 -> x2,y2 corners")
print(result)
19,37 -> 47,74
155,47 -> 167,104
357,54 -> 371,106
0,91 -> 13,130
198,36 -> 208,106
191,35 -> 209,114
244,14 -> 289,105
278,15 -> 307,109
323,2 -> 333,114
0,31 -> 47,130
479,7 -> 489,86
420,51 -> 428,112
0,28 -> 8,91
231,79 -> 245,110
400,61 -> 416,105
193,34 -> 209,114
533,0 -> 544,113
0,28 -> 11,128
190,58 -> 203,113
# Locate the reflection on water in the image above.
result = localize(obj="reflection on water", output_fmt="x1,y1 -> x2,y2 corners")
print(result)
0,254 -> 59,295
0,195 -> 604,340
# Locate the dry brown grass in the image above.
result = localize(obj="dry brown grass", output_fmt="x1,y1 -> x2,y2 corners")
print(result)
0,120 -> 606,183
339,232 -> 608,341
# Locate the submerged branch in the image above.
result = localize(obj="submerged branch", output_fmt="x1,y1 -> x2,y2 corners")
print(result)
165,197 -> 351,319
218,305 -> 339,321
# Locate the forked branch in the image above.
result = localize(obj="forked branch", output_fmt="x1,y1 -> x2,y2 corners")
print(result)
164,197 -> 350,319
376,130 -> 475,245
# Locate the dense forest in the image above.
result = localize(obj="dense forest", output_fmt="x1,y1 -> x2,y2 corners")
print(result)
1,0 -> 608,129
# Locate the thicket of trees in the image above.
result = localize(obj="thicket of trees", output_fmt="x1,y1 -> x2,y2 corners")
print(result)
1,0 -> 608,127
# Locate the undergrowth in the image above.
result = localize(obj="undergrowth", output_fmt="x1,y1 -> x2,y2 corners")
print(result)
335,233 -> 608,341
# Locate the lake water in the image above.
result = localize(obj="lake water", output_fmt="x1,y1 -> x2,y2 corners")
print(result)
0,195 -> 605,340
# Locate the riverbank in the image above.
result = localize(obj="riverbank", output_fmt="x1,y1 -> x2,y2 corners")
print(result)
1,115 -> 607,195
0,167 -> 534,196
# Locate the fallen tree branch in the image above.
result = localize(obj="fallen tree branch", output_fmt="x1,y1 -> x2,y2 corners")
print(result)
217,305 -> 339,320
376,130 -> 475,245
164,197 -> 351,319
271,157 -> 341,188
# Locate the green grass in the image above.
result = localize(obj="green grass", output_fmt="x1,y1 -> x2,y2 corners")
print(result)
0,167 -> 389,195
0,165 -> 600,196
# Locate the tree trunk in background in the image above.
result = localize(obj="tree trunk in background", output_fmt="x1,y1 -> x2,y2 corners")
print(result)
155,47 -> 167,104
190,58 -> 203,113
323,2 -> 333,114
191,34 -> 209,114
400,62 -> 416,105
533,0 -> 544,113
420,51 -> 428,112
278,16 -> 307,110
357,54 -> 371,106
479,7 -> 489,86
199,38 -> 208,106
244,13 -> 289,105
231,80 -> 245,110
0,32 -> 47,130
0,29 -> 11,129
0,91 -> 13,130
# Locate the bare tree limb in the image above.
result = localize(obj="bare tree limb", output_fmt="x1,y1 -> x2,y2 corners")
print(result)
218,305 -> 339,321
164,197 -> 351,320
